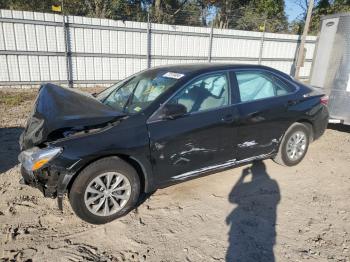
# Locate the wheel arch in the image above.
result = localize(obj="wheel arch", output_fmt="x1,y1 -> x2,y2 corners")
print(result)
277,119 -> 314,149
64,154 -> 152,196
273,120 -> 311,166
296,119 -> 314,142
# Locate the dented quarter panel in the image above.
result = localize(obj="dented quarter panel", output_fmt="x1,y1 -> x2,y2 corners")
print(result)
235,95 -> 296,160
231,68 -> 327,161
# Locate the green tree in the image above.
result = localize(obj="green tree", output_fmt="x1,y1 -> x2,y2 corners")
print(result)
212,0 -> 247,29
108,0 -> 148,21
0,0 -> 291,30
149,0 -> 203,26
235,0 -> 288,32
290,0 -> 350,35
212,0 -> 288,32
1,0 -> 149,20
2,0 -> 54,13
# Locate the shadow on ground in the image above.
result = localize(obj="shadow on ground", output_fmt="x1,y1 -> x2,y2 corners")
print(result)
136,191 -> 156,208
0,127 -> 23,173
328,123 -> 350,133
226,161 -> 280,262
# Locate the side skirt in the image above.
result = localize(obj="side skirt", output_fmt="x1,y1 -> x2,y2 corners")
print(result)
171,153 -> 273,181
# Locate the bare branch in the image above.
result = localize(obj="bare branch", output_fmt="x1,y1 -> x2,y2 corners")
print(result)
171,0 -> 189,16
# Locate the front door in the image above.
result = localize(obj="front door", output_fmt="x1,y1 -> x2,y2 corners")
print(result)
147,71 -> 239,183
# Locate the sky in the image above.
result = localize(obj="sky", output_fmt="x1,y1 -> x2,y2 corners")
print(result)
285,0 -> 305,21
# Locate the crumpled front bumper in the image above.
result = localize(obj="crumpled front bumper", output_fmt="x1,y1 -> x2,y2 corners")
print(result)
18,146 -> 81,210
20,164 -> 60,198
20,163 -> 74,211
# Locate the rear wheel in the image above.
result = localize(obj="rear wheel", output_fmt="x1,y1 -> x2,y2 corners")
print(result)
69,157 -> 140,224
273,123 -> 310,166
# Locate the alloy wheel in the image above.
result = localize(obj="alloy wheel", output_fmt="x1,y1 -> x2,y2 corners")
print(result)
286,131 -> 307,161
84,172 -> 131,216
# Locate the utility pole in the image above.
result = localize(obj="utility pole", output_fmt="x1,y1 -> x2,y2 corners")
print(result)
294,0 -> 314,79
258,19 -> 267,65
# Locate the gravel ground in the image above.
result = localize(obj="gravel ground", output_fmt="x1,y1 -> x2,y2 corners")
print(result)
0,88 -> 349,262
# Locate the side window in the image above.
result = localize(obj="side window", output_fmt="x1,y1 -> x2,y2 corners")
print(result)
168,73 -> 229,113
236,71 -> 293,102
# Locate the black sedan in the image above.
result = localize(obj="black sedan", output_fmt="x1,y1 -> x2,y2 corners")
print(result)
18,64 -> 329,224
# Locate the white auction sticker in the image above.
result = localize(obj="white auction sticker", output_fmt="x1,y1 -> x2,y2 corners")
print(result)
347,73 -> 350,92
163,72 -> 185,79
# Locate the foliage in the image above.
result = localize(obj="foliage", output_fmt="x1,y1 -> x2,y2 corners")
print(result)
232,0 -> 288,33
149,0 -> 203,26
203,0 -> 288,32
290,0 -> 350,35
1,0 -> 349,34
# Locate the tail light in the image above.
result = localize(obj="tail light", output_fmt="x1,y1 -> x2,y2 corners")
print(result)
320,95 -> 329,106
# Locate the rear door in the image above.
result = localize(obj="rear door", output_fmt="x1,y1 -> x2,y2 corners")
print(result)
232,69 -> 296,160
147,71 -> 239,182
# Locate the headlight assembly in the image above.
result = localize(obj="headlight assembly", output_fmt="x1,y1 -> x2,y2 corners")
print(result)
18,147 -> 63,173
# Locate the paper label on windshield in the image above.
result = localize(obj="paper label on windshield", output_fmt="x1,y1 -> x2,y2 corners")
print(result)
163,72 -> 185,79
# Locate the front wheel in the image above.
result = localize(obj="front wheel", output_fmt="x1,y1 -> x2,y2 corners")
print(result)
69,157 -> 140,224
273,123 -> 311,166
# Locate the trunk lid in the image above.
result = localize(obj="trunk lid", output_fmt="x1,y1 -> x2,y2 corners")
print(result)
20,83 -> 124,150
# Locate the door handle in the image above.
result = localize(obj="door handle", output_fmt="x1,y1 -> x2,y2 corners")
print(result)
247,111 -> 265,122
248,111 -> 260,118
287,100 -> 297,106
221,114 -> 235,123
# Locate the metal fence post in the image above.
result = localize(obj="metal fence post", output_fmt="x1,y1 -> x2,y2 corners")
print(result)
147,11 -> 152,69
62,14 -> 73,88
208,23 -> 214,62
258,20 -> 266,65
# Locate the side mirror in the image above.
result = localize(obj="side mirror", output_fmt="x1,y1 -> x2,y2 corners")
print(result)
161,104 -> 187,120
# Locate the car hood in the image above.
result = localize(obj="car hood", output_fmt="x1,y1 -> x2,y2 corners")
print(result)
20,83 -> 124,150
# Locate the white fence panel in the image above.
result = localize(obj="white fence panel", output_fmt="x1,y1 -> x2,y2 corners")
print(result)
0,9 -> 317,86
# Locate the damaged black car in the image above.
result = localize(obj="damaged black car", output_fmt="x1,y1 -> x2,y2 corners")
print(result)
18,64 -> 329,224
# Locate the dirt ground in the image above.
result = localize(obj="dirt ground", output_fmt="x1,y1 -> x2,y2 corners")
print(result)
0,88 -> 349,262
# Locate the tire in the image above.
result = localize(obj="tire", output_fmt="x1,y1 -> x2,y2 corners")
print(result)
273,123 -> 310,166
69,156 -> 140,224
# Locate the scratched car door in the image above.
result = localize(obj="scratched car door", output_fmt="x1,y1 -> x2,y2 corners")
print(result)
147,71 -> 239,183
233,69 -> 296,160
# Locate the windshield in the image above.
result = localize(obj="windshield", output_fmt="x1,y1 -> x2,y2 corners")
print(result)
99,70 -> 182,114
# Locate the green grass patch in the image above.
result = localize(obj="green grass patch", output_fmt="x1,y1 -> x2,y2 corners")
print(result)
0,91 -> 37,107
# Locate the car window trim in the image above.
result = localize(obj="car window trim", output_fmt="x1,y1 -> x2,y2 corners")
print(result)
99,75 -> 136,104
231,68 -> 299,104
147,69 -> 233,124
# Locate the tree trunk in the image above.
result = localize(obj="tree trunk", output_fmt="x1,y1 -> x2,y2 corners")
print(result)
154,0 -> 162,22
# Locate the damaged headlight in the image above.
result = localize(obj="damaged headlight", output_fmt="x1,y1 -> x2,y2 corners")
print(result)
18,147 -> 63,173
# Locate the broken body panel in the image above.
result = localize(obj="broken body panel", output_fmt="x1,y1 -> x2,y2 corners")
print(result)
20,83 -> 125,150
19,64 -> 329,209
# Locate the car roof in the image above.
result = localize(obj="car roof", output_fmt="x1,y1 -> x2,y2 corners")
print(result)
149,63 -> 289,78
